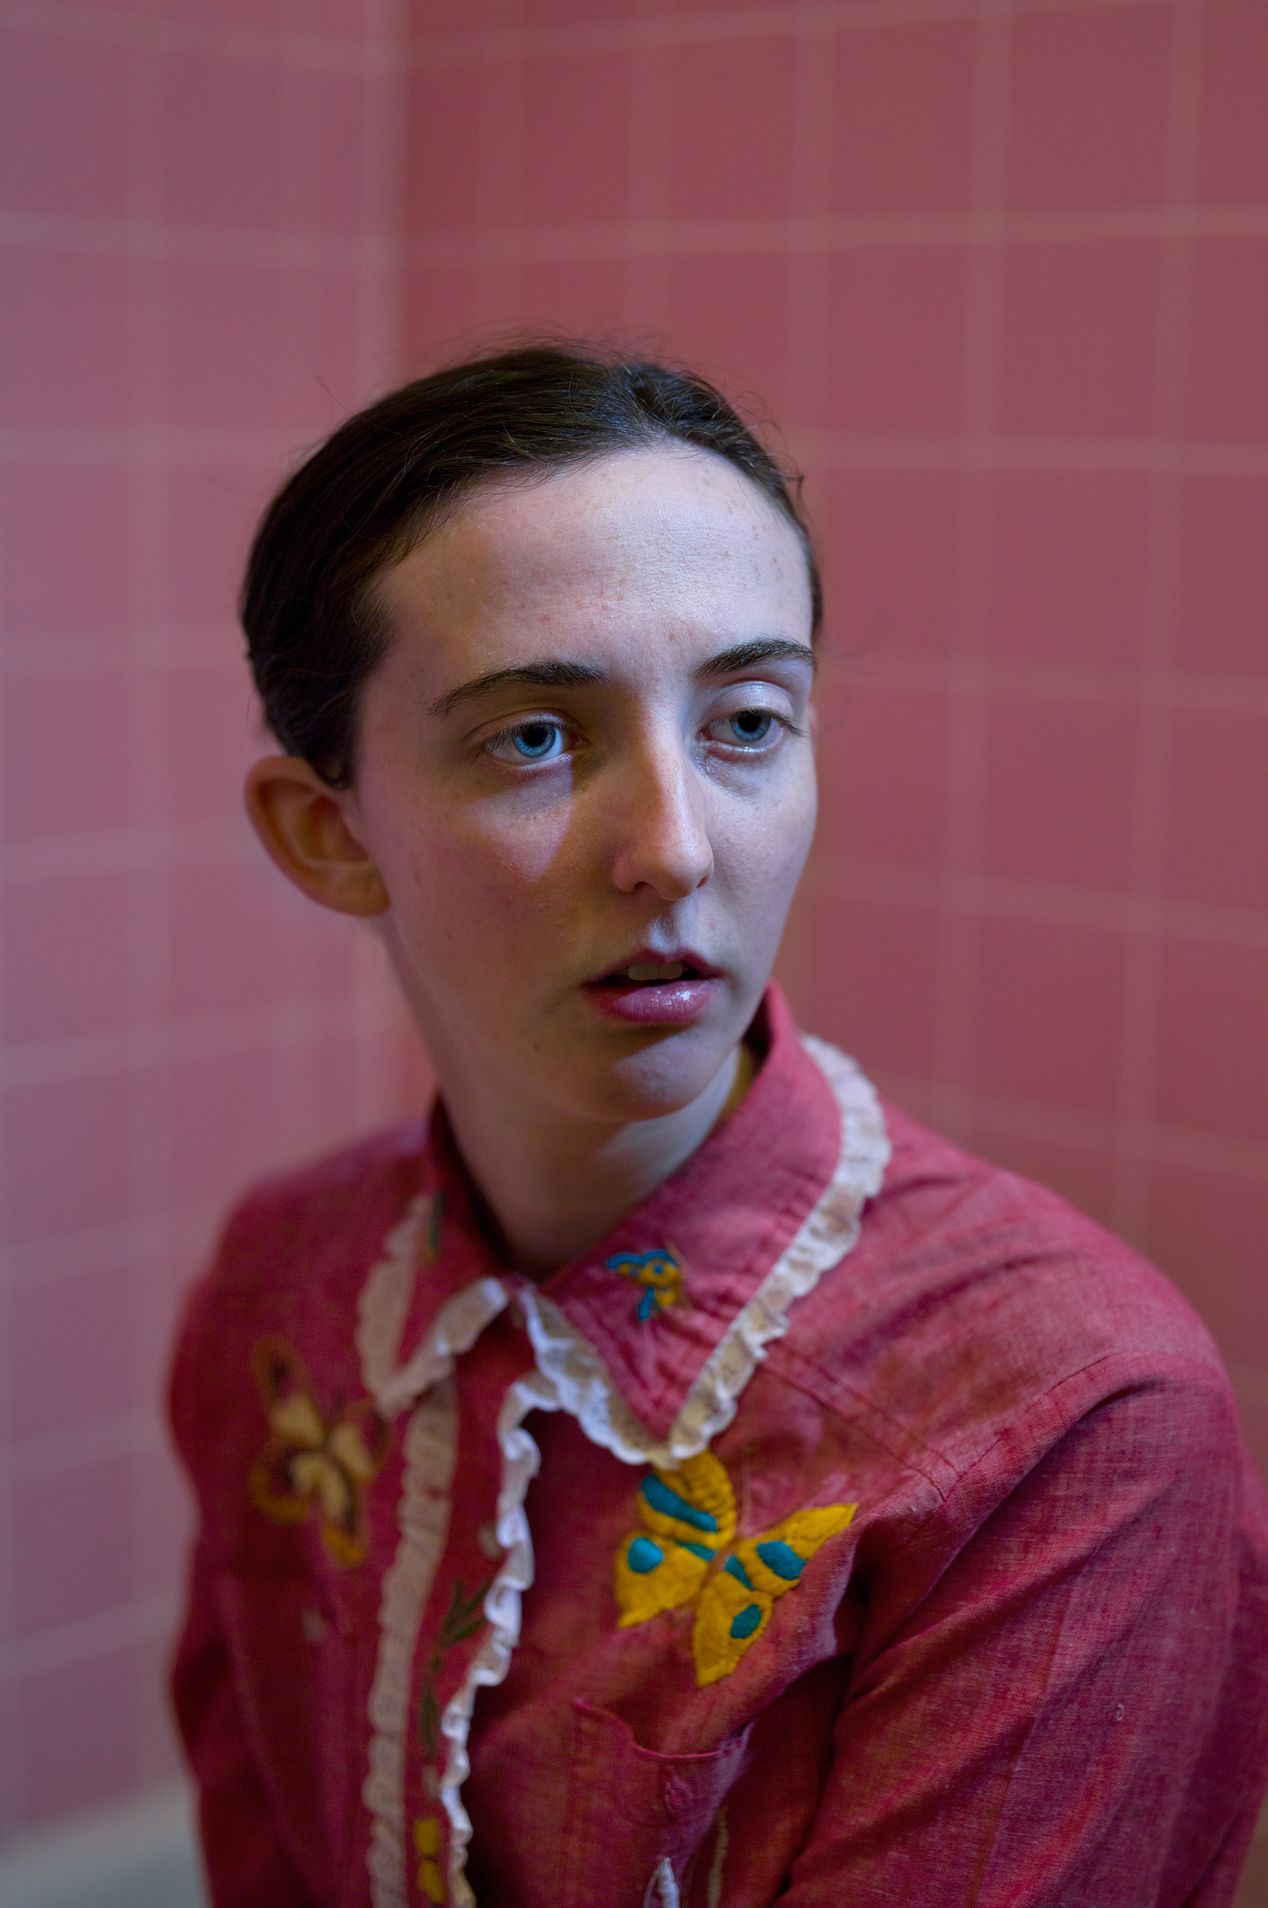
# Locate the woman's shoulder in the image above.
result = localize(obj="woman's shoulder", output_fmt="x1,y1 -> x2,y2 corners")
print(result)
166,1115 -> 427,1478
779,1090 -> 1234,1472
194,1112 -> 427,1302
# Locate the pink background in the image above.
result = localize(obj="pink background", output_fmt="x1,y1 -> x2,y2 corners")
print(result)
1,0 -> 1265,1889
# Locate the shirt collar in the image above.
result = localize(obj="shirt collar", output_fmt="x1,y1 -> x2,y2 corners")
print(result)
357,979 -> 890,1460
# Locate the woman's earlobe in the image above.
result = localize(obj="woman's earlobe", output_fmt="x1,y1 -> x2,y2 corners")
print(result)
243,757 -> 389,918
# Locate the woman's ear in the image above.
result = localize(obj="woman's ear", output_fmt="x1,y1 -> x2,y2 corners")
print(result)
243,757 -> 389,917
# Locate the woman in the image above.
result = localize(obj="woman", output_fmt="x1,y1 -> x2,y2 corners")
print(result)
169,339 -> 1268,1908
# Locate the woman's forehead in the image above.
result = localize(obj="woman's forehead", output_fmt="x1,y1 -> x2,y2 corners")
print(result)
379,447 -> 807,631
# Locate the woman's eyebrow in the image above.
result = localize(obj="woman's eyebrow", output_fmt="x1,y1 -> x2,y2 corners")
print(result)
428,637 -> 818,722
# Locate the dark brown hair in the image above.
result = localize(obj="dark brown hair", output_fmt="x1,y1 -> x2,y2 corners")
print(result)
240,335 -> 823,790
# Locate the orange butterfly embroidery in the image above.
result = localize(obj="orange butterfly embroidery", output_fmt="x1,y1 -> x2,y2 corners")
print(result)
248,1336 -> 390,1568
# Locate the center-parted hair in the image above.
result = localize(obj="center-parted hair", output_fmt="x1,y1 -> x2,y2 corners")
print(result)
240,335 -> 823,790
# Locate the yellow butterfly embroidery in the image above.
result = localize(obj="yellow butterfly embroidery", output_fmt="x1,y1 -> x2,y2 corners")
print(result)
248,1336 -> 390,1568
614,1451 -> 856,1687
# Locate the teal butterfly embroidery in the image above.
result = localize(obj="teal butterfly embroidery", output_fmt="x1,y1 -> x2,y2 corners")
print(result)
613,1451 -> 857,1686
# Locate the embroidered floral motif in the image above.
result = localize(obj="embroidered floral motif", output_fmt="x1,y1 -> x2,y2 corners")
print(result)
614,1451 -> 856,1686
417,1576 -> 497,1763
607,1243 -> 685,1321
420,1189 -> 445,1264
413,1814 -> 446,1904
248,1336 -> 390,1568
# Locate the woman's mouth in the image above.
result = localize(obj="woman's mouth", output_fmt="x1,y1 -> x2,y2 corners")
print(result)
583,970 -> 723,1025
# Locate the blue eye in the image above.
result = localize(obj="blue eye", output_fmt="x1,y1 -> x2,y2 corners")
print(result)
479,708 -> 803,768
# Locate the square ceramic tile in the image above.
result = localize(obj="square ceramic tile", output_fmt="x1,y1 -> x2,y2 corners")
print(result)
1174,475 -> 1268,680
163,662 -> 267,830
1196,0 -> 1268,206
515,252 -> 638,344
961,1116 -> 1119,1234
985,469 -> 1152,671
166,855 -> 286,1019
1006,3 -> 1171,210
0,461 -> 132,639
292,63 -> 372,240
520,46 -> 638,230
0,246 -> 132,430
11,1450 -> 143,1635
407,60 -> 491,236
1159,706 -> 1268,912
13,1639 -> 148,1826
166,1043 -> 288,1211
0,26 -> 132,222
1,1265 -> 139,1445
0,667 -> 134,843
662,249 -> 794,427
1,867 -> 146,1044
825,16 -> 977,215
270,260 -> 366,437
815,467 -> 962,663
164,0 -> 288,23
158,461 -> 273,629
287,0 -> 377,38
520,0 -> 634,21
159,44 -> 288,235
405,261 -> 502,353
999,239 -> 1162,439
969,912 -> 1129,1115
820,678 -> 953,874
132,1441 -> 195,1594
1153,934 -> 1268,1147
415,0 -> 515,25
665,31 -> 799,222
1141,1155 -> 1268,1369
160,253 -> 291,431
1183,237 -> 1268,443
807,888 -> 944,1082
823,245 -> 970,436
2,1070 -> 138,1244
268,875 -> 362,1002
979,689 -> 1139,893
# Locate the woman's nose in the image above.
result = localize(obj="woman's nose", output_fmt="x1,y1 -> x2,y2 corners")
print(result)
605,742 -> 716,895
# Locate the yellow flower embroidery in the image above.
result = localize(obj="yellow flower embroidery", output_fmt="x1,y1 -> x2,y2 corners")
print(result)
413,1814 -> 446,1903
419,1189 -> 444,1265
614,1451 -> 856,1686
248,1336 -> 390,1568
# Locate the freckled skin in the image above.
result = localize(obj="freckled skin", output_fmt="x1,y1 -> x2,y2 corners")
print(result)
250,446 -> 820,1278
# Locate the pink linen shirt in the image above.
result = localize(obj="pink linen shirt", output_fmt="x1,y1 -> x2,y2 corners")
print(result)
168,978 -> 1268,1908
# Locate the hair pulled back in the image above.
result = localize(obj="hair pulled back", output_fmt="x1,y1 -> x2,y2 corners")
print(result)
241,334 -> 823,790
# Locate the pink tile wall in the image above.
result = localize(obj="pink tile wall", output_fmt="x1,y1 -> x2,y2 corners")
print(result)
402,14 -> 1267,1895
0,0 -> 421,1843
5,0 -> 1265,1887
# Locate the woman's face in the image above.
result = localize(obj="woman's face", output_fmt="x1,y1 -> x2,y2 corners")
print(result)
341,444 -> 820,1129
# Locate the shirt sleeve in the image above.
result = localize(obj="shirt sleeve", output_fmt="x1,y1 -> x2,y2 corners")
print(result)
166,1228 -> 315,1908
170,1549 -> 315,1908
774,1359 -> 1263,1907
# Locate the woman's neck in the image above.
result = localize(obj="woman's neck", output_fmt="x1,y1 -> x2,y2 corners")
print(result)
448,1036 -> 760,1284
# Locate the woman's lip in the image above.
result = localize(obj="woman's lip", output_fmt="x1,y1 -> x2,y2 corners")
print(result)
582,976 -> 722,1025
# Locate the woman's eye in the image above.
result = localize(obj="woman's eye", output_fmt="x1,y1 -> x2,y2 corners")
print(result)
478,708 -> 803,768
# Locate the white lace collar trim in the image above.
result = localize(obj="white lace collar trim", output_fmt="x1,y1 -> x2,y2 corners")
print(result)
357,1032 -> 889,1907
357,1033 -> 889,1446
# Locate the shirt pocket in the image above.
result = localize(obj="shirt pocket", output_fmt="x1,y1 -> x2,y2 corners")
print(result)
559,1698 -> 753,1908
214,1567 -> 369,1906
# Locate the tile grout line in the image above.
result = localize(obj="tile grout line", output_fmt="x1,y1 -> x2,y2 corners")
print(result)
354,0 -> 412,1131
932,0 -> 1011,1138
124,22 -> 178,1794
1111,0 -> 1204,1250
